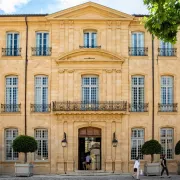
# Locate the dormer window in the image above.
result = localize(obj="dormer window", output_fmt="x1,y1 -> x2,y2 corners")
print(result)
84,31 -> 97,48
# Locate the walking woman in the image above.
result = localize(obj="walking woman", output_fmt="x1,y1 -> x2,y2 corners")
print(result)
161,154 -> 170,178
132,156 -> 140,180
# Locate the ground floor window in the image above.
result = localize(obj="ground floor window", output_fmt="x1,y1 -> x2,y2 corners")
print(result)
131,128 -> 144,160
35,129 -> 48,160
160,128 -> 173,159
5,129 -> 18,160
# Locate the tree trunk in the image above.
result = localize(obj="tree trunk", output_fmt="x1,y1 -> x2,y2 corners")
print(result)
151,154 -> 154,163
24,153 -> 27,163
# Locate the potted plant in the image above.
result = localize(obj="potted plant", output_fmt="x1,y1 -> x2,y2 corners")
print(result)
12,135 -> 38,176
175,140 -> 180,174
141,139 -> 162,176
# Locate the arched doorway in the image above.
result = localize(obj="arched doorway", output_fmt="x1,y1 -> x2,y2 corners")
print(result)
78,127 -> 101,170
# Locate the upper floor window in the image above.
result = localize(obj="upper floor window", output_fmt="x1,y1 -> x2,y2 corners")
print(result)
82,76 -> 99,103
34,76 -> 48,112
5,128 -> 18,160
159,41 -> 176,56
84,31 -> 97,48
4,76 -> 20,112
160,76 -> 174,112
33,32 -> 51,56
160,128 -> 173,159
5,32 -> 20,56
129,32 -> 147,56
131,76 -> 145,112
131,128 -> 144,160
35,129 -> 48,161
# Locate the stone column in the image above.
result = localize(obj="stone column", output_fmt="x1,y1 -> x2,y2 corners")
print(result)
105,121 -> 112,172
116,69 -> 122,101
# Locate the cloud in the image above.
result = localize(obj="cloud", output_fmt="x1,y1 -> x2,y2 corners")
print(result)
0,0 -> 30,13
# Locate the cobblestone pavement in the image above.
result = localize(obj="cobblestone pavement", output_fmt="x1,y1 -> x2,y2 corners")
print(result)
0,175 -> 179,180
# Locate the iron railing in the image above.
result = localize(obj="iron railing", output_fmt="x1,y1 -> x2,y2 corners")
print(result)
1,104 -> 21,112
31,47 -> 52,56
158,103 -> 178,112
129,47 -> 148,56
53,101 -> 127,111
2,48 -> 21,56
30,104 -> 51,112
79,45 -> 101,48
129,103 -> 149,112
158,48 -> 177,56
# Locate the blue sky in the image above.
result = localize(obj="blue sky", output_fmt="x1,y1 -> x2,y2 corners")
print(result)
0,0 -> 148,15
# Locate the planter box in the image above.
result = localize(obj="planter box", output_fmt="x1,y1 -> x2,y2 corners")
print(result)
15,163 -> 33,176
144,162 -> 161,176
177,162 -> 180,175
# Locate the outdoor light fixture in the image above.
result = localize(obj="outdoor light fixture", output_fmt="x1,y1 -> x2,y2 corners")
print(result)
61,132 -> 67,147
112,132 -> 118,147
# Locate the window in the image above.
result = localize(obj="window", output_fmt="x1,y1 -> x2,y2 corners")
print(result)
131,129 -> 144,160
131,76 -> 144,111
36,32 -> 49,55
160,128 -> 173,159
5,76 -> 18,112
5,129 -> 18,160
35,76 -> 48,112
6,32 -> 20,56
84,31 -> 97,48
35,129 -> 48,160
131,32 -> 145,55
159,41 -> 173,56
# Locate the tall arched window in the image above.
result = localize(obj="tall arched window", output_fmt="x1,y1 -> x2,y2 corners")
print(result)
160,128 -> 174,159
84,30 -> 97,48
159,41 -> 174,56
5,76 -> 18,112
34,75 -> 48,112
35,129 -> 48,160
5,128 -> 18,160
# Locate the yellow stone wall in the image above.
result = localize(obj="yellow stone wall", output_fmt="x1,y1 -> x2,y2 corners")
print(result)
0,2 -> 180,175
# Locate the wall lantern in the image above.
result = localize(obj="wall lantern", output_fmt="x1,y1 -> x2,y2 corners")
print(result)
112,132 -> 118,147
61,132 -> 67,147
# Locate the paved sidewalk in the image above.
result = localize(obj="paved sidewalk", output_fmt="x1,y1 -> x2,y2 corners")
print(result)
0,175 -> 179,180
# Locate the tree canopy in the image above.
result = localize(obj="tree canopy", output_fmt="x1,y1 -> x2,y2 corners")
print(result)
143,0 -> 180,43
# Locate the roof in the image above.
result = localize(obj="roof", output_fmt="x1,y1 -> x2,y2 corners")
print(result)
132,14 -> 149,17
0,14 -> 48,17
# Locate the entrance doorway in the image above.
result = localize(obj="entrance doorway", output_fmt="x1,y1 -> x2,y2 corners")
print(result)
78,127 -> 101,170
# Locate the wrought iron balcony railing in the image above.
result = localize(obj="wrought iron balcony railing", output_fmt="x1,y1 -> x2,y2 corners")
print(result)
1,104 -> 21,112
129,47 -> 148,56
129,103 -> 149,112
53,101 -> 127,111
158,103 -> 178,112
79,45 -> 101,48
30,104 -> 51,112
31,47 -> 52,56
158,48 -> 177,56
2,48 -> 21,56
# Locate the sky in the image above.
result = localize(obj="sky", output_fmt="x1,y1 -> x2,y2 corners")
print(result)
0,0 -> 148,15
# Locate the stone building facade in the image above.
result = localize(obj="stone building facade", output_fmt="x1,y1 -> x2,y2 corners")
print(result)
0,1 -> 179,175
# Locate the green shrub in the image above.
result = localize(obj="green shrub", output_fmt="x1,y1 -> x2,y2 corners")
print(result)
13,135 -> 37,153
175,140 -> 180,155
141,139 -> 162,163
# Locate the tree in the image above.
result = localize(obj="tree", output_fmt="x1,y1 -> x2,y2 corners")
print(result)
12,135 -> 38,163
141,139 -> 162,163
175,140 -> 180,155
143,0 -> 180,43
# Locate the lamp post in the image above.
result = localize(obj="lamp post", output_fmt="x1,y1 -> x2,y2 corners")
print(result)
61,132 -> 67,174
112,132 -> 118,173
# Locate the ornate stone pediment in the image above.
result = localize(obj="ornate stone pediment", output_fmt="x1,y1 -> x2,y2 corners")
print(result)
56,49 -> 125,64
46,2 -> 134,20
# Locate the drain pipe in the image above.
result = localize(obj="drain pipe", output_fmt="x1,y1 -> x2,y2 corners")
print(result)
24,16 -> 28,162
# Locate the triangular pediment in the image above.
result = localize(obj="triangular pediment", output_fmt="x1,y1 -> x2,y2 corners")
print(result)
46,2 -> 134,20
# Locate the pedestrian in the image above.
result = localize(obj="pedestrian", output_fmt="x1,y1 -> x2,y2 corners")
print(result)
85,153 -> 91,170
132,156 -> 140,180
161,154 -> 170,178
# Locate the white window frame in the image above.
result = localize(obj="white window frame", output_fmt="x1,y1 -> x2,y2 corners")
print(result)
160,41 -> 173,56
131,128 -> 144,160
34,76 -> 48,112
35,129 -> 48,161
160,128 -> 174,159
84,31 -> 97,47
131,76 -> 145,111
5,128 -> 18,161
